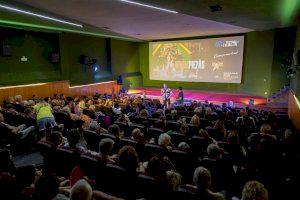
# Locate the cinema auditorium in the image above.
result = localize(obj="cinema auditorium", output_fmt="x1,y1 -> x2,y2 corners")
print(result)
0,1 -> 300,200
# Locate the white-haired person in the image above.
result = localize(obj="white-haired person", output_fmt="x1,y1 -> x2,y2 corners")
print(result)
99,138 -> 116,164
192,166 -> 225,200
158,133 -> 174,151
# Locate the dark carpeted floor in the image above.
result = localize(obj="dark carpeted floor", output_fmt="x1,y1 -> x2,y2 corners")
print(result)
12,151 -> 43,168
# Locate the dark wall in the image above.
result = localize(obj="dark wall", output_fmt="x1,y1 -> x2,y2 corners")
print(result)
111,39 -> 142,89
0,27 -> 61,85
59,32 -> 112,85
0,27 -> 114,86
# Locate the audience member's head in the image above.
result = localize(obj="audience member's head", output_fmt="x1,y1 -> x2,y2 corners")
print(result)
198,129 -> 210,139
180,124 -> 189,136
190,114 -> 200,126
260,124 -> 272,135
15,165 -> 35,189
49,131 -> 63,147
146,156 -> 166,178
178,142 -> 191,152
207,143 -> 222,159
227,131 -> 240,145
131,128 -> 146,144
35,174 -> 60,200
108,124 -> 121,138
193,166 -> 211,191
242,180 -> 268,200
0,113 -> 4,122
118,145 -> 139,173
158,133 -> 171,148
70,179 -> 93,200
67,129 -> 81,149
140,109 -> 149,118
99,138 -> 114,156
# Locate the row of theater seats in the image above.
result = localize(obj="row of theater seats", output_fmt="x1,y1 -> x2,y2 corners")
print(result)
38,139 -> 220,200
38,128 -> 227,182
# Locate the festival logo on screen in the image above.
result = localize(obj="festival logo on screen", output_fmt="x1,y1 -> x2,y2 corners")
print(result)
215,40 -> 239,48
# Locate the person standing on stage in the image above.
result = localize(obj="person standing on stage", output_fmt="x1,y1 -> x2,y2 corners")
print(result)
161,83 -> 173,109
177,86 -> 184,105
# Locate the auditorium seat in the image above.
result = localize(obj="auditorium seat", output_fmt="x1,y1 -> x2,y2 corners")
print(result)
83,130 -> 101,152
129,123 -> 146,137
148,127 -> 164,142
181,115 -> 192,123
143,143 -> 166,161
53,111 -> 74,130
119,138 -> 138,149
114,121 -> 128,134
166,121 -> 180,131
152,112 -> 162,118
148,117 -> 160,124
200,118 -> 210,128
205,126 -> 222,141
187,123 -> 199,137
168,131 -> 187,146
172,185 -> 197,200
191,136 -> 213,157
56,147 -> 80,177
79,153 -> 103,180
136,174 -> 172,200
168,149 -> 198,183
100,163 -> 137,199
37,141 -> 57,170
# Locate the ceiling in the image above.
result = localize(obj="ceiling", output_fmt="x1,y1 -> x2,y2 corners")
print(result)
1,0 -> 299,41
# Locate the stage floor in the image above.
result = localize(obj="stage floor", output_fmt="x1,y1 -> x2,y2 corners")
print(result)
128,87 -> 267,106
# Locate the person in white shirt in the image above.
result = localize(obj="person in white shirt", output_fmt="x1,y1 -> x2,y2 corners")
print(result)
161,83 -> 173,109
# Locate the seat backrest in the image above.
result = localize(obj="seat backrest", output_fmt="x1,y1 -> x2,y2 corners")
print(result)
205,126 -> 222,140
79,153 -> 103,180
172,185 -> 197,200
168,150 -> 197,184
56,147 -> 80,177
166,121 -> 180,131
136,174 -> 172,200
101,163 -> 137,199
144,143 -> 166,160
120,138 -> 138,149
148,127 -> 164,142
191,136 -> 212,157
83,130 -> 100,152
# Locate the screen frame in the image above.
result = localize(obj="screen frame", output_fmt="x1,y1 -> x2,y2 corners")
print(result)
148,35 -> 245,84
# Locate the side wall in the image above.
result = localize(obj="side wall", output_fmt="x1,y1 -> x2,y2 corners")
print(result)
111,39 -> 142,89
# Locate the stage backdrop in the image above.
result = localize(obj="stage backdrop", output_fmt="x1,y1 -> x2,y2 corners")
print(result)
149,36 -> 244,83
140,31 -> 275,97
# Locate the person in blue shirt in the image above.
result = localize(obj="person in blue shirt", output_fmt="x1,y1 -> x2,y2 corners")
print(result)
177,86 -> 184,105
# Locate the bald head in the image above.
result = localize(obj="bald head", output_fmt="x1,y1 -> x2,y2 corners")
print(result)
70,179 -> 93,200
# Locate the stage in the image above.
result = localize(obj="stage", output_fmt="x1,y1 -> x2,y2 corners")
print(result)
128,87 -> 267,106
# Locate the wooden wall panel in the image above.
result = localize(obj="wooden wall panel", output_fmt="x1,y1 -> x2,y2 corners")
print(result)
288,90 -> 300,132
0,80 -> 119,104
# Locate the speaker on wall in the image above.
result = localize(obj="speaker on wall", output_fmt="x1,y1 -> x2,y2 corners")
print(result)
80,55 -> 90,65
1,45 -> 12,57
48,52 -> 60,63
294,50 -> 300,66
117,75 -> 123,85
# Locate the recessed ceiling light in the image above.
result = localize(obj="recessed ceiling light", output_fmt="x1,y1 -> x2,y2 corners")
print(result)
0,3 -> 83,27
119,0 -> 178,14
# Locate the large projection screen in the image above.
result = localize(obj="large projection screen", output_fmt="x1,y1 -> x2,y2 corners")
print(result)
149,36 -> 244,83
